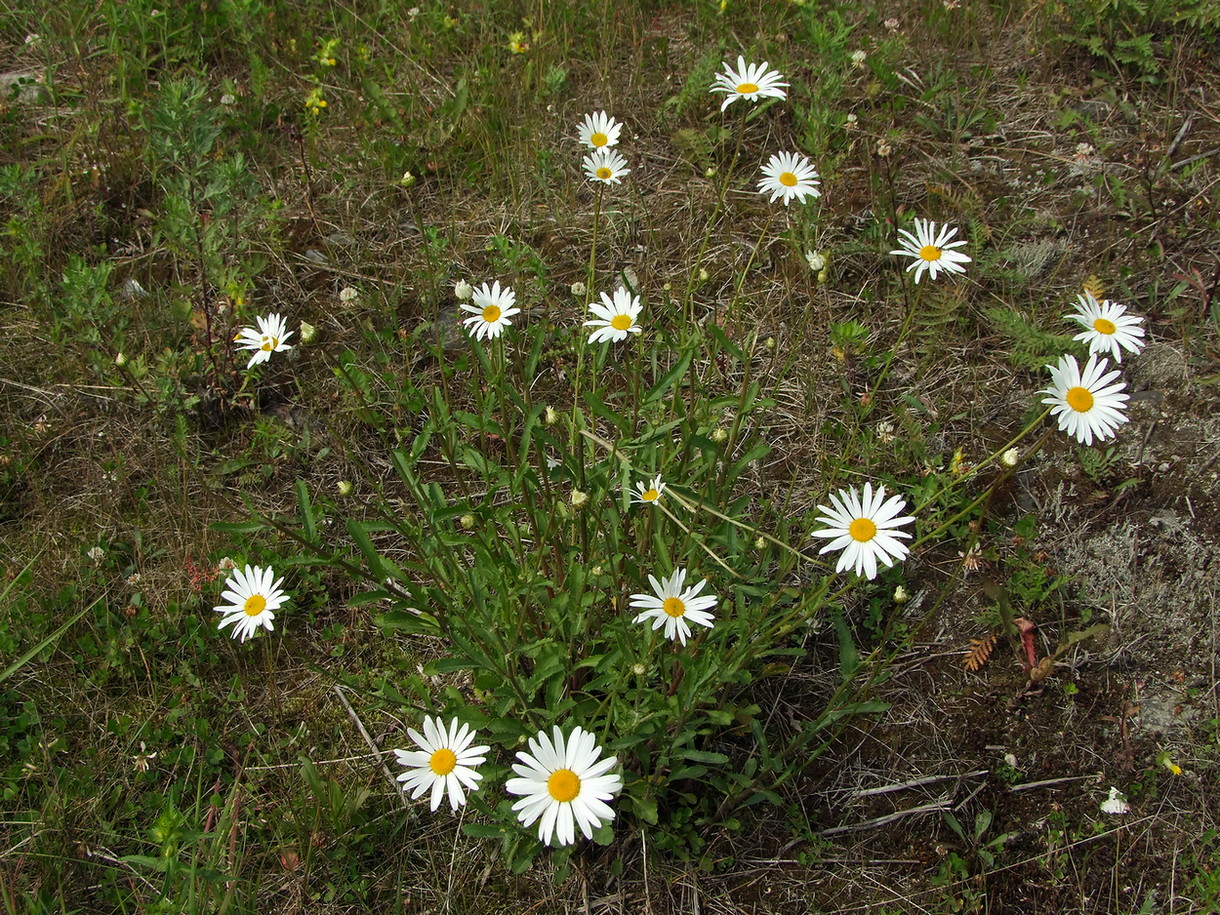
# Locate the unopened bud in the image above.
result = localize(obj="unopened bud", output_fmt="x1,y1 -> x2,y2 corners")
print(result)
336,480 -> 354,496
459,513 -> 476,530
299,321 -> 318,344
711,427 -> 729,444
114,352 -> 128,367
570,489 -> 589,510
545,406 -> 559,425
454,280 -> 473,301
893,585 -> 909,604
1001,448 -> 1020,467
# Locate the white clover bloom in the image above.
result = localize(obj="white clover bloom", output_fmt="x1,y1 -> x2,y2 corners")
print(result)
629,568 -> 716,646
214,564 -> 288,642
234,313 -> 294,368
584,287 -> 642,343
460,281 -> 521,340
1040,354 -> 1129,446
339,286 -> 358,303
220,93 -> 236,105
583,148 -> 630,185
889,219 -> 972,284
506,726 -> 622,846
1066,292 -> 1145,363
576,111 -> 622,149
709,56 -> 788,111
758,151 -> 821,206
631,475 -> 665,505
394,717 -> 489,812
87,546 -> 105,562
1100,786 -> 1129,815
812,483 -> 914,580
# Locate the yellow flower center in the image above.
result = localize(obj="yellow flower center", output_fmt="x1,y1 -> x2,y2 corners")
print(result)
1066,386 -> 1094,412
482,305 -> 501,323
610,314 -> 633,331
591,131 -> 608,147
849,518 -> 877,543
547,768 -> 581,802
243,594 -> 267,616
641,489 -> 659,502
260,336 -> 278,352
919,245 -> 941,262
736,82 -> 759,94
663,596 -> 686,618
596,167 -> 612,179
429,748 -> 457,775
780,172 -> 798,187
1093,317 -> 1116,335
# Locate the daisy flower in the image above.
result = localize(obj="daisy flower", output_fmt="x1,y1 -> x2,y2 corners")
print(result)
629,568 -> 716,646
1100,786 -> 1129,815
758,151 -> 821,206
214,564 -> 288,642
889,219 -> 972,284
584,287 -> 643,343
631,475 -> 666,505
461,281 -> 521,340
811,483 -> 915,580
583,148 -> 630,185
1066,291 -> 1145,363
709,56 -> 788,111
1040,353 -> 1129,446
576,111 -> 622,150
505,725 -> 622,846
234,313 -> 294,368
394,717 -> 489,812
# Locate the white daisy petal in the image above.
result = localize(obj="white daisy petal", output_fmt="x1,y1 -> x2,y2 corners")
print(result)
584,287 -> 643,343
1065,291 -> 1145,363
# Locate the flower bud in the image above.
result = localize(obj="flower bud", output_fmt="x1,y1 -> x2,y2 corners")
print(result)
545,406 -> 559,425
299,321 -> 318,344
459,513 -> 476,530
711,427 -> 729,443
570,489 -> 589,510
336,480 -> 354,496
114,352 -> 128,367
893,585 -> 909,604
1001,448 -> 1020,467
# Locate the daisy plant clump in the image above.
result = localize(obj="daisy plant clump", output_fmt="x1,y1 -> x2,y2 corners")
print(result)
889,218 -> 972,284
213,564 -> 288,642
583,148 -> 630,185
576,111 -> 622,150
812,483 -> 915,580
1066,291 -> 1145,363
584,287 -> 643,343
461,281 -> 521,341
1040,353 -> 1130,446
630,567 -> 717,646
395,717 -> 489,812
234,313 -> 294,368
758,152 -> 821,206
506,726 -> 622,847
709,56 -> 788,111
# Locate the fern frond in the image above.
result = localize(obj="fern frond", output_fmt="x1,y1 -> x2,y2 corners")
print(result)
963,631 -> 999,672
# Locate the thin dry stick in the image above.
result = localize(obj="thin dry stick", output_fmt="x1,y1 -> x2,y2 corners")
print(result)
333,685 -> 409,810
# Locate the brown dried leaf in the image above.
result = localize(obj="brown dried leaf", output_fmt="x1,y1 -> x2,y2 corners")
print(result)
963,631 -> 999,672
